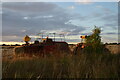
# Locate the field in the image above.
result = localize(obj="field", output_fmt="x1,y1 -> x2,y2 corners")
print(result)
2,46 -> 120,78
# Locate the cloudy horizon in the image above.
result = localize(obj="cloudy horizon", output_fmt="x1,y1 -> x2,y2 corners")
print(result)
1,2 -> 119,44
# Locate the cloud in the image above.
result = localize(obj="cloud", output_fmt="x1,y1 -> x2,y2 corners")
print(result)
102,32 -> 118,35
68,6 -> 75,9
2,35 -> 23,42
66,27 -> 86,36
91,13 -> 118,31
2,0 -> 119,2
102,32 -> 118,42
97,6 -> 112,14
104,23 -> 117,28
87,12 -> 103,19
3,2 -> 57,14
21,30 -> 27,32
66,38 -> 80,43
96,5 -> 103,8
101,14 -> 117,23
75,0 -> 92,4
2,2 -> 118,43
2,2 -> 86,42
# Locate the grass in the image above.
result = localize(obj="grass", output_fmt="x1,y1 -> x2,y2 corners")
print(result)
2,53 -> 120,78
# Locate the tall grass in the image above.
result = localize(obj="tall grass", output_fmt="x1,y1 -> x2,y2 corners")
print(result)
2,53 -> 120,78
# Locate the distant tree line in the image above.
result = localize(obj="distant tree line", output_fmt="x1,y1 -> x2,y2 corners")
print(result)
1,44 -> 21,46
105,43 -> 120,45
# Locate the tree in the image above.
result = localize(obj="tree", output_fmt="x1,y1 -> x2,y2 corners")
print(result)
84,26 -> 103,53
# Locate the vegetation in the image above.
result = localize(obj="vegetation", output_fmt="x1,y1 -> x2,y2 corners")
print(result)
2,53 -> 120,78
84,26 -> 105,53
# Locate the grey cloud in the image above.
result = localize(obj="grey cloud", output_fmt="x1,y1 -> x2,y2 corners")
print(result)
87,4 -> 117,26
118,13 -> 120,26
2,36 -> 23,42
96,4 -> 115,14
98,14 -> 118,30
80,32 -> 92,35
91,13 -> 117,25
79,5 -> 114,21
69,13 -> 87,21
104,23 -> 118,30
92,13 -> 103,18
101,14 -> 117,22
86,12 -> 104,20
3,2 -> 57,14
102,32 -> 118,35
66,27 -> 86,36
66,39 -> 80,43
3,2 -> 117,43
101,7 -> 113,14
104,23 -> 117,27
2,2 -> 86,42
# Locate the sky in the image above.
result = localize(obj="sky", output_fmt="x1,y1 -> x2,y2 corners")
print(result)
1,1 -> 119,44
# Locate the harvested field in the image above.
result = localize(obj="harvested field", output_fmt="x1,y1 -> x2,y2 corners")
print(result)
2,46 -> 16,60
105,45 -> 120,54
1,46 -> 120,78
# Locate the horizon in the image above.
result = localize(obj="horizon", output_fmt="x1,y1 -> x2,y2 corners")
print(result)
0,41 -> 119,45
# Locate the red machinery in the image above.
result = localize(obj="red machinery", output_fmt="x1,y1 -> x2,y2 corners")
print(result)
14,33 -> 71,57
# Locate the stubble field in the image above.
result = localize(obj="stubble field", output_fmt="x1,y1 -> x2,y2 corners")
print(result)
1,46 -> 120,78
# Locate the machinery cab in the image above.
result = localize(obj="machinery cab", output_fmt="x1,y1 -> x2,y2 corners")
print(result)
76,35 -> 87,49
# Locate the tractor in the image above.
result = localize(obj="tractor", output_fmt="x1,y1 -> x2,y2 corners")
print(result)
14,33 -> 71,57
73,35 -> 87,55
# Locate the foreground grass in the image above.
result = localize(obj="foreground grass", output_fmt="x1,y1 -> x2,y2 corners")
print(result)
2,53 -> 120,78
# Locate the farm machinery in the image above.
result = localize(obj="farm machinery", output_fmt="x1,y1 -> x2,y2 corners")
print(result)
14,33 -> 71,56
73,35 -> 87,55
73,35 -> 111,54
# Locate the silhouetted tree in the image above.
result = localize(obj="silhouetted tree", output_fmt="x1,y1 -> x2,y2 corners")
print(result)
84,26 -> 103,53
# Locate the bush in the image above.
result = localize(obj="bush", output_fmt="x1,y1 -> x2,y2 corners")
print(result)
84,26 -> 106,53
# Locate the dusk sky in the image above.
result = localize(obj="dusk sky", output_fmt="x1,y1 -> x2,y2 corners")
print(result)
1,1 -> 119,44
